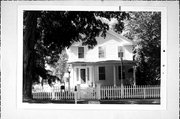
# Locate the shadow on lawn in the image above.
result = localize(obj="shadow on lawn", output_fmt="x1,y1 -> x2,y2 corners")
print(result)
24,98 -> 160,104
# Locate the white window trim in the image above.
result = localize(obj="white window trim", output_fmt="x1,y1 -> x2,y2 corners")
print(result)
78,46 -> 84,59
98,46 -> 106,58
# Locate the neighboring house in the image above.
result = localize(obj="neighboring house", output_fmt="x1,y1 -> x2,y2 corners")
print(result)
66,30 -> 136,88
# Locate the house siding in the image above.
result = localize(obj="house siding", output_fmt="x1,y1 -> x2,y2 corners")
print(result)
67,32 -> 134,63
94,65 -> 114,86
93,65 -> 134,86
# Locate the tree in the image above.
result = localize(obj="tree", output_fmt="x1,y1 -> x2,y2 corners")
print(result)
47,50 -> 68,83
23,11 -> 129,100
124,12 -> 161,85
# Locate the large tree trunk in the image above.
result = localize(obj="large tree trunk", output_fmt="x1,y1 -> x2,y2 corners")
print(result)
23,12 -> 38,101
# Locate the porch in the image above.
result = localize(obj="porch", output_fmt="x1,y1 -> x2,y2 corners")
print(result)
68,60 -> 137,88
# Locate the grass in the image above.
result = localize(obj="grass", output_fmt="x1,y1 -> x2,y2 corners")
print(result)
24,98 -> 160,104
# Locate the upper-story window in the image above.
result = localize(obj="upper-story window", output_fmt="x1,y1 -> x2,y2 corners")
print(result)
99,46 -> 105,58
118,46 -> 124,58
78,47 -> 84,58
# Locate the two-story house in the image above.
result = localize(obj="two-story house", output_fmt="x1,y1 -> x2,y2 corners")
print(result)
66,30 -> 136,88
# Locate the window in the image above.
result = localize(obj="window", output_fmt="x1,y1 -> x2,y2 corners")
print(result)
118,66 -> 125,79
99,67 -> 105,80
118,46 -> 124,58
99,46 -> 105,58
78,47 -> 84,58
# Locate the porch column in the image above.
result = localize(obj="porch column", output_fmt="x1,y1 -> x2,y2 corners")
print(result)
133,66 -> 136,86
92,66 -> 95,87
77,84 -> 81,100
113,65 -> 116,87
91,66 -> 94,87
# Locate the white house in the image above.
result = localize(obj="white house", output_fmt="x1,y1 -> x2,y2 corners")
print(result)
66,30 -> 136,89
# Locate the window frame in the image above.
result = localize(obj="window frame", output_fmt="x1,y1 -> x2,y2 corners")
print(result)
118,46 -> 124,58
98,46 -> 106,58
78,47 -> 84,58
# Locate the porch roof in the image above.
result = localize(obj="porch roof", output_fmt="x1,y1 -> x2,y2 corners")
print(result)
68,60 -> 137,66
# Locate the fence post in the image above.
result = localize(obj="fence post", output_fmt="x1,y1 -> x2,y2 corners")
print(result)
121,85 -> 124,98
143,86 -> 146,99
51,86 -> 55,100
74,86 -> 77,104
96,83 -> 101,100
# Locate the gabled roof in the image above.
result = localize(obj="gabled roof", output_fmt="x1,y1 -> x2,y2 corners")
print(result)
71,30 -> 135,46
107,30 -> 135,46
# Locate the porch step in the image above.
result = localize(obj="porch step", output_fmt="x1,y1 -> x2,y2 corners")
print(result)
88,100 -> 100,104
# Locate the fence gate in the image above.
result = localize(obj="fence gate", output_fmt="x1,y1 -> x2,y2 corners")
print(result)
78,87 -> 97,100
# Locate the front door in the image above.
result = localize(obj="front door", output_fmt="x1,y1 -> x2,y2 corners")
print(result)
80,68 -> 86,84
76,67 -> 91,87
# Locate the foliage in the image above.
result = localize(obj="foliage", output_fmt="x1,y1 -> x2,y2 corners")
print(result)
23,11 -> 129,98
48,50 -> 68,82
124,12 -> 161,85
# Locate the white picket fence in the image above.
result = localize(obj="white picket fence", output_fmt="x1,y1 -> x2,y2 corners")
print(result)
32,85 -> 160,100
32,86 -> 74,100
100,85 -> 160,99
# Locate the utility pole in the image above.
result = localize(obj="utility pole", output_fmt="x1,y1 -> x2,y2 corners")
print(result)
133,66 -> 136,86
121,57 -> 123,86
120,52 -> 124,98
67,64 -> 72,92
